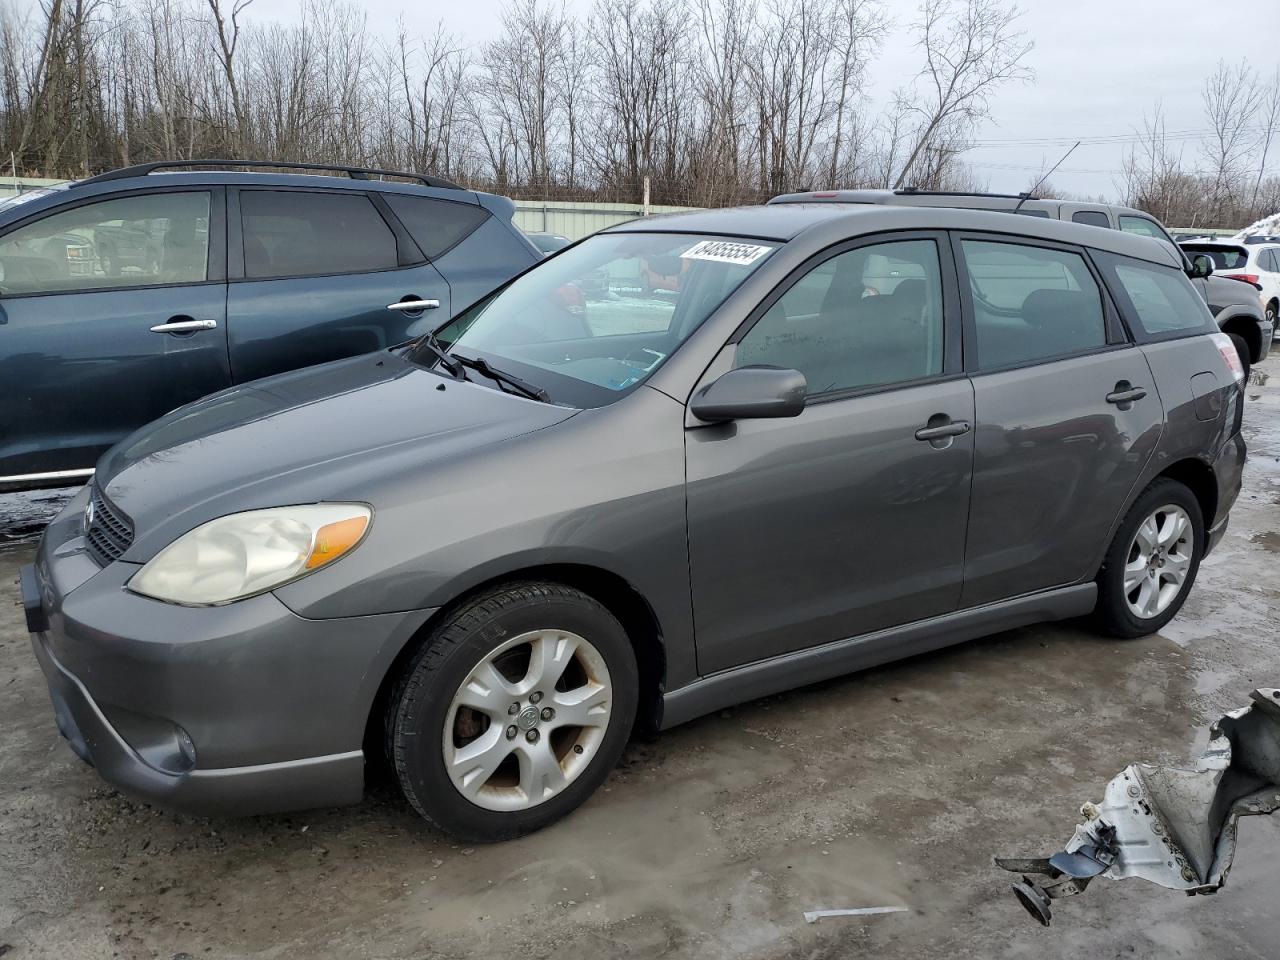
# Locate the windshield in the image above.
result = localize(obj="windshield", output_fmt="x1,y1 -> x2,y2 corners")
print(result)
415,232 -> 778,406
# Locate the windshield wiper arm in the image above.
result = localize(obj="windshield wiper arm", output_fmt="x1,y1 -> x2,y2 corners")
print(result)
452,353 -> 550,403
417,333 -> 468,381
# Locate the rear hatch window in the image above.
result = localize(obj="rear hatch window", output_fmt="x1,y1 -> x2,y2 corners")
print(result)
1181,244 -> 1250,271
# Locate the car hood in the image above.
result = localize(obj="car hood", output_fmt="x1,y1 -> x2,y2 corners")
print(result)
96,351 -> 577,560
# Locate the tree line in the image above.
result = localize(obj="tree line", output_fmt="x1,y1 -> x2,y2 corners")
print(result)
2,0 -> 1278,227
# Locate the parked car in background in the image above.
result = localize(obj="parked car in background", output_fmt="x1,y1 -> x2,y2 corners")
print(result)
24,203 -> 1245,841
523,231 -> 572,256
1180,239 -> 1280,330
0,160 -> 541,489
770,190 -> 1273,376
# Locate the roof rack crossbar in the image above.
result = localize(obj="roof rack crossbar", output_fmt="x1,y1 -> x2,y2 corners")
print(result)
77,159 -> 461,190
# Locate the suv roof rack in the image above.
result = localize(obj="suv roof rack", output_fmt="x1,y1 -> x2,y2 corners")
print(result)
77,159 -> 461,190
895,187 -> 1030,200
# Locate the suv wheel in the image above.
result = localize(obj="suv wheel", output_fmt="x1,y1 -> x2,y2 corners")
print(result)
386,582 -> 638,841
1096,479 -> 1204,638
1267,301 -> 1277,331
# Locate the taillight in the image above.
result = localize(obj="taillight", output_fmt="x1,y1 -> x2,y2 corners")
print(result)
1211,331 -> 1245,384
1221,273 -> 1260,286
811,191 -> 839,198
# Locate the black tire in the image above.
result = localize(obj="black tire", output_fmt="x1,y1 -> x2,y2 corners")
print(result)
1267,301 -> 1278,334
1096,478 -> 1204,639
1227,332 -> 1252,383
386,581 -> 638,841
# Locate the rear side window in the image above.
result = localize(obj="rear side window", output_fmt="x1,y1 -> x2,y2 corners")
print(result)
1118,216 -> 1167,241
1263,248 -> 1280,272
240,191 -> 397,279
384,194 -> 489,259
959,239 -> 1107,370
1094,252 -> 1215,338
1072,210 -> 1110,228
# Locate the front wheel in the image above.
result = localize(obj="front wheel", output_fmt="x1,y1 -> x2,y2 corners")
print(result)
387,582 -> 638,841
1095,479 -> 1204,638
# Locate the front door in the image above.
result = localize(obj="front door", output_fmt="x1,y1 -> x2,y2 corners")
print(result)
953,235 -> 1163,606
0,189 -> 229,479
686,234 -> 974,674
226,188 -> 451,384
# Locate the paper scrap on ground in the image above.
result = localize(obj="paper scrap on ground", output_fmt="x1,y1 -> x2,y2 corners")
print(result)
803,906 -> 909,923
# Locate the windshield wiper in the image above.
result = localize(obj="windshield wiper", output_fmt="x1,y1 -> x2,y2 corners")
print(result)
452,352 -> 550,403
417,333 -> 468,381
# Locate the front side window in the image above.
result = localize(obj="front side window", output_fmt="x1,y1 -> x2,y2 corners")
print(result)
0,192 -> 210,296
421,232 -> 777,405
241,191 -> 397,279
736,239 -> 944,394
1094,251 -> 1215,338
960,239 -> 1107,370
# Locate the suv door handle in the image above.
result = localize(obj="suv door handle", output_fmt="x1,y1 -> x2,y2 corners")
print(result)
150,318 -> 218,333
1105,386 -> 1147,405
387,299 -> 440,312
915,420 -> 971,441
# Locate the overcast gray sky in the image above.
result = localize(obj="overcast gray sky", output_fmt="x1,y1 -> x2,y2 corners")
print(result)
245,0 -> 1280,200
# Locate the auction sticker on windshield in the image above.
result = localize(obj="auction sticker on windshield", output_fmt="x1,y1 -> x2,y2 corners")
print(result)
680,239 -> 773,265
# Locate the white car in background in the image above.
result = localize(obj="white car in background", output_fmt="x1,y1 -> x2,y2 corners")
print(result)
1179,239 -> 1280,329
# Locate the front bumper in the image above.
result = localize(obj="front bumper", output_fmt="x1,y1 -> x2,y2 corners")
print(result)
24,489 -> 435,817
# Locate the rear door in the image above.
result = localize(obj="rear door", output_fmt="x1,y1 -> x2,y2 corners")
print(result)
226,187 -> 451,383
0,188 -> 229,480
954,234 -> 1163,606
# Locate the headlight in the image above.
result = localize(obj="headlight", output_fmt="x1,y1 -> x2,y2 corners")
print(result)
128,504 -> 371,605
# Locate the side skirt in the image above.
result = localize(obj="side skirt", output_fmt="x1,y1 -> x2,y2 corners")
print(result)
659,583 -> 1097,729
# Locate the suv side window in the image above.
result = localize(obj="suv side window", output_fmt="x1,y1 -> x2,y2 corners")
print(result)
736,238 -> 945,394
1118,215 -> 1166,240
959,239 -> 1107,370
383,194 -> 489,259
240,191 -> 397,279
0,191 -> 210,296
1093,251 -> 1216,338
1072,210 -> 1111,228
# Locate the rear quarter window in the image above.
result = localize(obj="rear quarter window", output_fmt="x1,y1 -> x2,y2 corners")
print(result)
384,194 -> 489,259
1093,251 -> 1215,340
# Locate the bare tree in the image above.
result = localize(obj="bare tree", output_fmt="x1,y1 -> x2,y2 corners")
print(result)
207,0 -> 253,153
891,0 -> 1033,189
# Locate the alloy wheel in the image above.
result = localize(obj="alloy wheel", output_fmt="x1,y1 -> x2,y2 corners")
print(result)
1123,504 -> 1193,619
442,629 -> 612,812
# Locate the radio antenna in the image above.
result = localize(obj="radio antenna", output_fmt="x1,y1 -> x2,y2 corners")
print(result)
1013,141 -> 1081,213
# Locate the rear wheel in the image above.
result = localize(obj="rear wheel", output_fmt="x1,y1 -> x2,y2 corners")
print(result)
1227,332 -> 1252,383
1096,479 -> 1204,638
1267,301 -> 1277,333
386,582 -> 638,841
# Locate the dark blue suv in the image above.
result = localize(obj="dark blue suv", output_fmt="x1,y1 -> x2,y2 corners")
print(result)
0,160 -> 540,489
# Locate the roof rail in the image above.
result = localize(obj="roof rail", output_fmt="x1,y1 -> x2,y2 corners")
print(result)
895,187 -> 1030,200
77,159 -> 462,190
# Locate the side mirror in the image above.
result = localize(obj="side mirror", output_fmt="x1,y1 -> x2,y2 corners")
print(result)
690,365 -> 807,422
1188,253 -> 1215,279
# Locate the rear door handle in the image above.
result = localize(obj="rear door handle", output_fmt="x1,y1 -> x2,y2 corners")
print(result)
915,420 -> 971,441
387,299 -> 440,312
150,318 -> 218,333
1105,387 -> 1147,405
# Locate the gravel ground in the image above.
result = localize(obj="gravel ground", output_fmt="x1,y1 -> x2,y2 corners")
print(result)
2,359 -> 1279,959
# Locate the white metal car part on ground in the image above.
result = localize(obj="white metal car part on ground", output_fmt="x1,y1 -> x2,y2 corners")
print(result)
995,687 -> 1280,926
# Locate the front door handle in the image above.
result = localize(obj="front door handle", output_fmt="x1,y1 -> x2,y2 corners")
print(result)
387,299 -> 440,312
150,318 -> 218,333
1105,385 -> 1147,405
915,420 -> 971,442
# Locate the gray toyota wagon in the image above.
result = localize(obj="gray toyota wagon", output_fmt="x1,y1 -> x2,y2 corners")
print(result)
23,204 -> 1246,841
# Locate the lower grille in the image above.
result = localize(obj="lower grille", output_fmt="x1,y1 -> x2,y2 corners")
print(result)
85,485 -> 134,566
